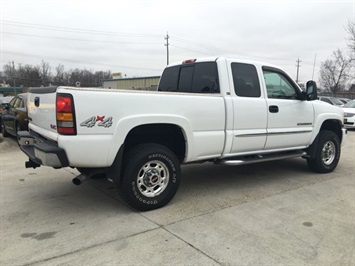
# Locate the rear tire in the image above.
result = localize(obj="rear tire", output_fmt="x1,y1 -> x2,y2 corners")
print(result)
307,130 -> 340,173
119,143 -> 181,211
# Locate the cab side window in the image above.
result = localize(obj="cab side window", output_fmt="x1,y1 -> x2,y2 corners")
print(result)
18,98 -> 25,108
13,97 -> 22,108
263,69 -> 298,99
231,63 -> 261,97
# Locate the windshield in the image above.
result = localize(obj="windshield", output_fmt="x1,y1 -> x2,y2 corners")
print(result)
344,100 -> 355,108
330,97 -> 344,105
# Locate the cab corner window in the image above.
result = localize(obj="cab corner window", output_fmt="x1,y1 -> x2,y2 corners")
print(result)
232,63 -> 261,97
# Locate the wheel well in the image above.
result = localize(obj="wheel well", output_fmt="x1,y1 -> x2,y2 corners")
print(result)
124,124 -> 186,162
320,119 -> 343,142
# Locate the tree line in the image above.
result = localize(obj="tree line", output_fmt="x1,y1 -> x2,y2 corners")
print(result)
319,20 -> 355,95
0,60 -> 112,88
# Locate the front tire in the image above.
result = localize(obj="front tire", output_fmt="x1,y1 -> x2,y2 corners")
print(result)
119,143 -> 181,211
307,130 -> 340,173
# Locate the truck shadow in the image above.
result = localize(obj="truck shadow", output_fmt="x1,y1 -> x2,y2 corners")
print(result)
179,158 -> 335,193
87,157 -> 336,212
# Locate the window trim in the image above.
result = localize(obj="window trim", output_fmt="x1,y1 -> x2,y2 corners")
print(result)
177,65 -> 194,93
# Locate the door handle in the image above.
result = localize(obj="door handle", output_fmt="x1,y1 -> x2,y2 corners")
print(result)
269,105 -> 279,113
34,97 -> 40,107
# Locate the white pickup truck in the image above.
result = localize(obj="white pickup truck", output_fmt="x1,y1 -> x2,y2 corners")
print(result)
18,57 -> 346,211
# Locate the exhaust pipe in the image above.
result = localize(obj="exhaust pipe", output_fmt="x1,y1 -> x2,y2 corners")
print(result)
72,174 -> 87,185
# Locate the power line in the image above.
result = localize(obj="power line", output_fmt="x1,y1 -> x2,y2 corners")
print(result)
2,20 -> 162,38
3,20 -> 299,63
170,44 -> 216,56
171,35 -> 317,65
1,50 -> 162,72
2,20 -> 318,71
1,31 -> 160,45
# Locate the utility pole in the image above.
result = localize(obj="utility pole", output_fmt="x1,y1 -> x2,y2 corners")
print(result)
165,32 -> 170,65
295,58 -> 302,83
312,54 -> 317,80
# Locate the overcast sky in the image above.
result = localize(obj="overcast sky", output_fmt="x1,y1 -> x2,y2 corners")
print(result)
1,0 -> 354,83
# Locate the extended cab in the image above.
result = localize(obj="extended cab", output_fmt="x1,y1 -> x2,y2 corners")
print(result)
18,57 -> 346,211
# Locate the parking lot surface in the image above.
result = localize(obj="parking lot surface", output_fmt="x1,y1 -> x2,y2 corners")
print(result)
0,131 -> 354,265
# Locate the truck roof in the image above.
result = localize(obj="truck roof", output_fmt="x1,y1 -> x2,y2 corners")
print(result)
167,56 -> 282,70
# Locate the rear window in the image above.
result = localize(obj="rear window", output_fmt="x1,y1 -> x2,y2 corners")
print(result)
158,62 -> 219,93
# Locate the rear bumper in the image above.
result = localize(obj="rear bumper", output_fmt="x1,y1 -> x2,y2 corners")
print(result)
18,131 -> 69,168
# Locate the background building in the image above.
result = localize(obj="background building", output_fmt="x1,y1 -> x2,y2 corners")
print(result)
103,76 -> 160,91
0,87 -> 23,96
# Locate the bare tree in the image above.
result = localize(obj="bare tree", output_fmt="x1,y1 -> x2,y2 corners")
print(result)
2,61 -> 16,86
18,64 -> 41,87
346,20 -> 355,84
319,49 -> 352,95
40,60 -> 52,86
346,20 -> 355,58
54,64 -> 65,85
2,59 -> 112,87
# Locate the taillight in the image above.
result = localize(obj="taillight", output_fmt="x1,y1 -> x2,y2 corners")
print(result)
56,94 -> 76,135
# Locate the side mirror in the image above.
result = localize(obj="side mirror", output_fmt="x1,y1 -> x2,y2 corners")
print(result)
305,80 -> 318,101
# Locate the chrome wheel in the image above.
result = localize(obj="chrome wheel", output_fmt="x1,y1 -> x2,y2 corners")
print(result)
137,160 -> 169,198
321,141 -> 336,166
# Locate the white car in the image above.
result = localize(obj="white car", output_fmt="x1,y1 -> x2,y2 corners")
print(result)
343,99 -> 355,129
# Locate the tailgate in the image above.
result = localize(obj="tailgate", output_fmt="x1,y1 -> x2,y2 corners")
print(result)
27,87 -> 57,136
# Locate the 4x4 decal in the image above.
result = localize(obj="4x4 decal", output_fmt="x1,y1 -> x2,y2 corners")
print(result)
80,116 -> 113,128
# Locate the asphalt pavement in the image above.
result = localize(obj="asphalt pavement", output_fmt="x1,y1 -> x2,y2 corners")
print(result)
0,131 -> 354,265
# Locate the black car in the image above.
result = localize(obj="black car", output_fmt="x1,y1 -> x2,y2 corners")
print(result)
0,96 -> 14,128
1,93 -> 29,137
